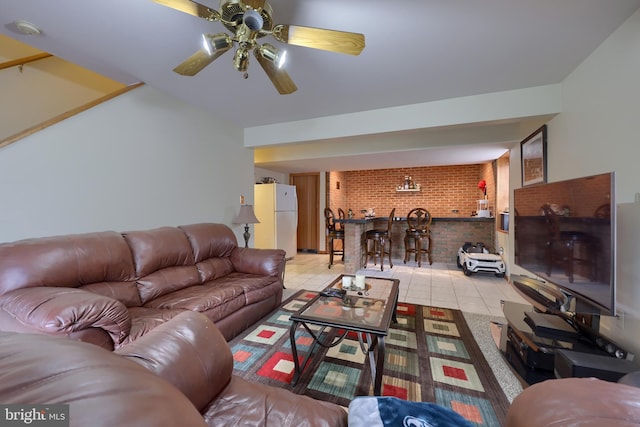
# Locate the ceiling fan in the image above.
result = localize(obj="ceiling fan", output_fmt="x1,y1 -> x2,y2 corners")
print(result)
154,0 -> 366,94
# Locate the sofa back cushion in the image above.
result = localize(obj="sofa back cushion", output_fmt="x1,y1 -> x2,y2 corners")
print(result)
80,281 -> 143,307
0,231 -> 136,297
179,223 -> 237,282
123,227 -> 200,304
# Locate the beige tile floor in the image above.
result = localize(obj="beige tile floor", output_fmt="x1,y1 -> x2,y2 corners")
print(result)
283,253 -> 528,317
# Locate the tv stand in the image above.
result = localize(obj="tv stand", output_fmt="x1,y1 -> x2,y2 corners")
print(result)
500,301 -> 634,385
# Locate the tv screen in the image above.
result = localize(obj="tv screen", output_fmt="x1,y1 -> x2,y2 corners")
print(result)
513,172 -> 615,315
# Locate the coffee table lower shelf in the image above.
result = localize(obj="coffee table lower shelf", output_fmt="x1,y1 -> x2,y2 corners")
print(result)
289,320 -> 387,395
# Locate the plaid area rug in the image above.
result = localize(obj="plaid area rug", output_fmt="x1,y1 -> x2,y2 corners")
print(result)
229,290 -> 511,427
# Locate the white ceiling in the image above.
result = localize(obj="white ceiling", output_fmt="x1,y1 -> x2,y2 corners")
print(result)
2,0 -> 639,172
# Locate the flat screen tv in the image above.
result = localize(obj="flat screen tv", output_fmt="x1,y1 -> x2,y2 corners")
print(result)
513,172 -> 616,316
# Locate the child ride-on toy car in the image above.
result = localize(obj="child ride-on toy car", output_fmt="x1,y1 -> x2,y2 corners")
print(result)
457,242 -> 505,277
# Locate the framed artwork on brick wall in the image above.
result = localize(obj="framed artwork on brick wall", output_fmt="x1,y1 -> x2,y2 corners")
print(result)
520,124 -> 547,187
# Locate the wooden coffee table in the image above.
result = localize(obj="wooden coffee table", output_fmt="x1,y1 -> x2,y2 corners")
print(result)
288,275 -> 399,395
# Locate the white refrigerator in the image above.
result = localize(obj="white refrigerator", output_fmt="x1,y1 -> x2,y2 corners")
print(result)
254,183 -> 298,259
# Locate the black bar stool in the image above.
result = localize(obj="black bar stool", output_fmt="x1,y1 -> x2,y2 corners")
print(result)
364,208 -> 395,271
403,208 -> 433,267
336,208 -> 346,230
324,208 -> 344,269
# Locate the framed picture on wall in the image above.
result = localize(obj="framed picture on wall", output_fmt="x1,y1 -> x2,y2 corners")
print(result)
520,125 -> 547,187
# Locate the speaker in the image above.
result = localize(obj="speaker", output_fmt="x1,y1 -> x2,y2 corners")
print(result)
554,349 -> 638,382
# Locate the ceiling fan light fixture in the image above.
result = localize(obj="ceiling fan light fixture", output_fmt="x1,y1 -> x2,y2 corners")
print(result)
259,43 -> 286,69
202,33 -> 232,55
243,9 -> 263,31
155,0 -> 363,93
233,47 -> 250,72
276,49 -> 286,69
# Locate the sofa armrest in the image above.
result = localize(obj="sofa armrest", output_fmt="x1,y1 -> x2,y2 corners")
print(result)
230,247 -> 286,279
0,287 -> 131,346
506,377 -> 640,427
0,331 -> 208,427
115,310 -> 233,412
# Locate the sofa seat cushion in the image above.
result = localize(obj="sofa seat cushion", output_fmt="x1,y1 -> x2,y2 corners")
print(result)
203,375 -> 348,427
124,307 -> 188,347
135,265 -> 202,304
229,274 -> 282,305
144,281 -> 244,311
144,285 -> 247,324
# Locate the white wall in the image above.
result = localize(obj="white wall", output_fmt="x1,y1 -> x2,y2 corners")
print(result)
0,85 -> 255,245
245,85 -> 562,147
510,9 -> 640,360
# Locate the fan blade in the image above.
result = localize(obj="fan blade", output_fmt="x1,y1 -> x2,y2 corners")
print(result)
153,0 -> 219,21
272,25 -> 365,56
242,0 -> 266,11
173,47 -> 230,76
254,49 -> 297,95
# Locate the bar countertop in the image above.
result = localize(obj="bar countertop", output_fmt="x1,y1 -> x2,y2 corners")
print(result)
335,216 -> 495,224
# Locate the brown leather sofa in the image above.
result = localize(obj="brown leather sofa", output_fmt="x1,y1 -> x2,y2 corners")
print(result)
0,223 -> 285,349
0,310 -> 348,427
506,377 -> 640,426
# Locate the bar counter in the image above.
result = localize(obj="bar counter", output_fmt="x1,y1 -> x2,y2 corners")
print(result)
335,216 -> 495,273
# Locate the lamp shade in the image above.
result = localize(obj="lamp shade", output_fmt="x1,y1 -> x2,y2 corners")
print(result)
259,43 -> 286,69
202,33 -> 232,55
233,204 -> 259,224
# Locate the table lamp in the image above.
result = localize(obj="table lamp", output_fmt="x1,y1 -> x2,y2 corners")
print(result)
233,204 -> 260,248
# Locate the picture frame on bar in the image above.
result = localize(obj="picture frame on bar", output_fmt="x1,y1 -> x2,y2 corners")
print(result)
520,124 -> 547,187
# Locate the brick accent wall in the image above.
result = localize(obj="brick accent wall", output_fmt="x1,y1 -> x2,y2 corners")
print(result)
426,219 -> 495,263
325,164 -> 498,263
328,171 -> 347,214
328,164 -> 496,219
